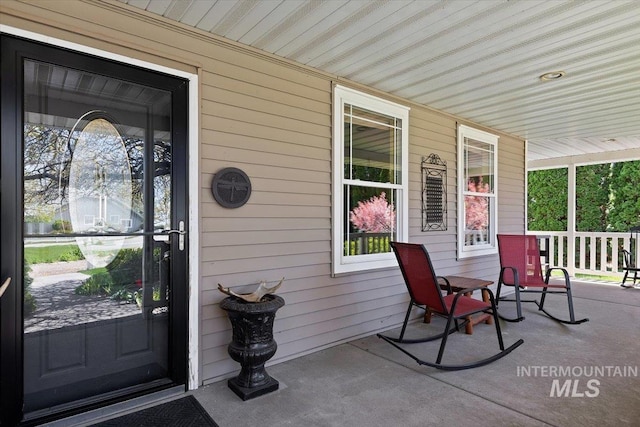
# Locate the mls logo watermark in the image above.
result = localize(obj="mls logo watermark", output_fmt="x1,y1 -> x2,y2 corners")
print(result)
549,378 -> 600,398
516,365 -> 638,398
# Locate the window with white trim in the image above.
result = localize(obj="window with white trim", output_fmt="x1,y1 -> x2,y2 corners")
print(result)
457,124 -> 499,259
332,85 -> 409,274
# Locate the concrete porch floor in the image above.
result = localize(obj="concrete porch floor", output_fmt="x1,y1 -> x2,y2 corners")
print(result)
51,280 -> 640,427
191,281 -> 640,427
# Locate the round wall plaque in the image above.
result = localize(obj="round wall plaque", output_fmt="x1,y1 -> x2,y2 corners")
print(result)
211,167 -> 252,208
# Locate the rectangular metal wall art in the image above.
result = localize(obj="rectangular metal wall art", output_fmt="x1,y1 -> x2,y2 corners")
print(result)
422,154 -> 447,232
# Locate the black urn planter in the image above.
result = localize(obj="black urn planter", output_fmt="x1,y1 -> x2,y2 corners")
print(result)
220,294 -> 285,401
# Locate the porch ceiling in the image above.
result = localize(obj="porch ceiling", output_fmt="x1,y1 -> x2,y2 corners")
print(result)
119,0 -> 640,164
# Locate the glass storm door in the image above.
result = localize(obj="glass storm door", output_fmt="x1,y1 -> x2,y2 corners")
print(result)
1,35 -> 188,425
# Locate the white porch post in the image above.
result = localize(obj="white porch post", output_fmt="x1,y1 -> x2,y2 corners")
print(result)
567,164 -> 576,276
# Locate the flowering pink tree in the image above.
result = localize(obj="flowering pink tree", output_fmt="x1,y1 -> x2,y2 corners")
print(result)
465,178 -> 490,230
350,192 -> 396,232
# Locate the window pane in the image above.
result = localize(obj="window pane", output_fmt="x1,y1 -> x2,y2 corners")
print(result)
344,104 -> 401,184
464,195 -> 490,246
464,137 -> 494,193
344,186 -> 397,256
457,125 -> 498,259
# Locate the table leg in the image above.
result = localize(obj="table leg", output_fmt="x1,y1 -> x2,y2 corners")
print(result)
464,291 -> 473,334
482,288 -> 493,325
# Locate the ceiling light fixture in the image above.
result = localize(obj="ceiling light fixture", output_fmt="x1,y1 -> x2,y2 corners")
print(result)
539,71 -> 565,81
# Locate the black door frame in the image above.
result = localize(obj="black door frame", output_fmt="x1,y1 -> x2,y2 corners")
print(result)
0,34 -> 189,426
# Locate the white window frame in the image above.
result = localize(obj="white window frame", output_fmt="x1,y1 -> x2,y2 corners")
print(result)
332,85 -> 409,274
457,124 -> 499,259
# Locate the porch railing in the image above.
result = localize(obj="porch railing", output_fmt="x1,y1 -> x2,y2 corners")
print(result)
527,231 -> 638,279
344,232 -> 392,256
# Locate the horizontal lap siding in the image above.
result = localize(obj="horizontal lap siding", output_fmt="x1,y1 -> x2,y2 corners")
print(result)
199,53 -> 360,382
410,112 -> 458,250
196,37 -> 413,382
409,112 -> 526,283
498,134 -> 526,234
1,0 -> 526,386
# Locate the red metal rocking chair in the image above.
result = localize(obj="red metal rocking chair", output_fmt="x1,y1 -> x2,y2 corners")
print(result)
377,242 -> 523,370
496,234 -> 588,325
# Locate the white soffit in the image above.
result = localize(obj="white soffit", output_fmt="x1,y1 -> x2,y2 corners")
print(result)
118,0 -> 640,164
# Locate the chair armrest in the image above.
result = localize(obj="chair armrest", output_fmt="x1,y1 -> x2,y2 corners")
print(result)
545,267 -> 570,287
436,276 -> 452,294
498,266 -> 519,286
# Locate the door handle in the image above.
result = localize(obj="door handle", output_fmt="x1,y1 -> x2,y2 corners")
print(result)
162,220 -> 186,251
0,277 -> 11,298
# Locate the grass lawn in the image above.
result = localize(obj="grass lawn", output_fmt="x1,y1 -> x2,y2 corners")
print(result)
575,273 -> 623,282
24,244 -> 84,264
547,269 -> 622,282
80,267 -> 107,275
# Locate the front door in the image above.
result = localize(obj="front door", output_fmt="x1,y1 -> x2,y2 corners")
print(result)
1,35 -> 189,425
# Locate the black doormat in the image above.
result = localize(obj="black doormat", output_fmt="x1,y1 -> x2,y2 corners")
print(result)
91,395 -> 218,427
